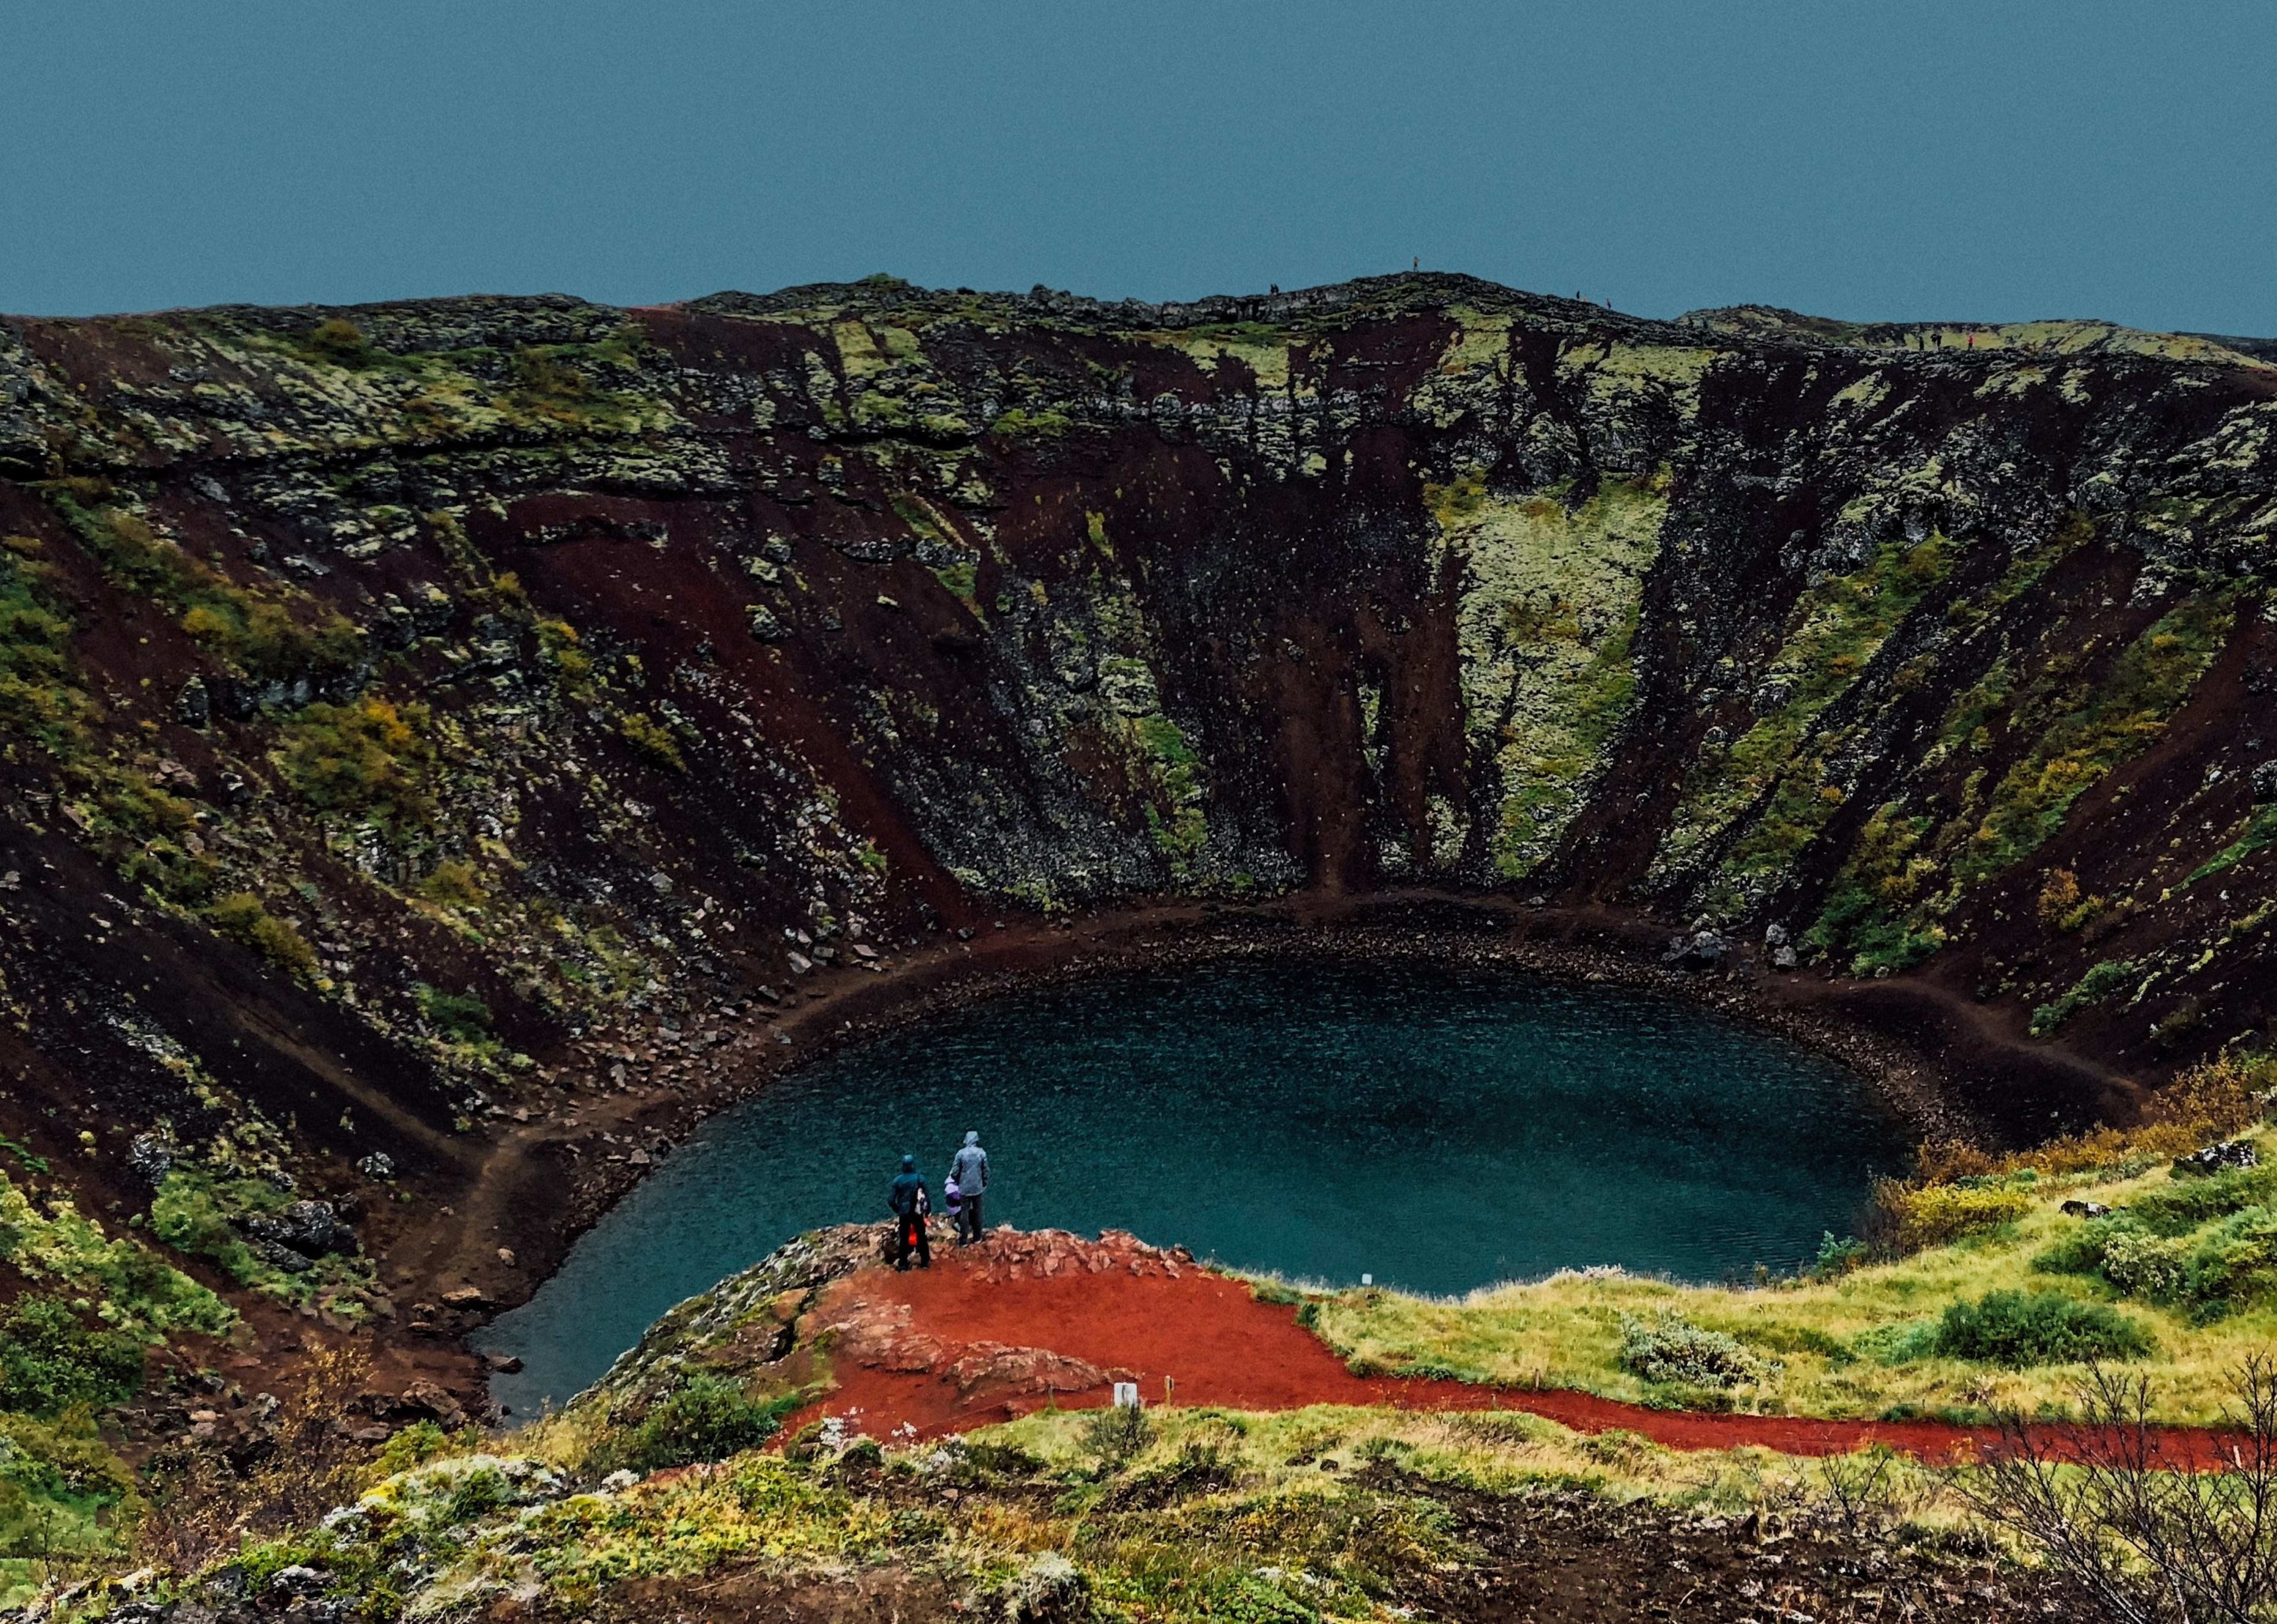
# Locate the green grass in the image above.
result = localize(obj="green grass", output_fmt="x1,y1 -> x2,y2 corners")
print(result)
2187,805 -> 2277,886
41,489 -> 363,682
0,1409 -> 141,1588
148,1166 -> 377,1312
0,1300 -> 146,1416
2032,1166 -> 2277,1322
930,559 -> 979,610
1955,596 -> 2232,885
1300,1112 -> 2277,1428
1122,712 -> 1208,874
185,1389 -> 2037,1624
1492,600 -> 1645,878
253,322 -> 668,442
1661,534 -> 1951,899
0,535 -> 94,760
2030,958 -> 2140,1036
0,1173 -> 232,1343
1807,801 -> 1947,975
1812,590 -> 2234,966
988,406 -> 1073,438
594,1374 -> 811,1474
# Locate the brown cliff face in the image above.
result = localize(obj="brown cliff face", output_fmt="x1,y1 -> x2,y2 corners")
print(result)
0,273 -> 2273,1257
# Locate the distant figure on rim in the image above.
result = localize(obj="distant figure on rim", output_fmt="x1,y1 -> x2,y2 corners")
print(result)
949,1130 -> 989,1245
887,1154 -> 930,1271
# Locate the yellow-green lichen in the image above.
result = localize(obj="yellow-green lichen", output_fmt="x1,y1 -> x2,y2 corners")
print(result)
1435,473 -> 1666,878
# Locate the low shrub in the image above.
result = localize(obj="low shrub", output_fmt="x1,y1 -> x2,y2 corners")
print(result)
1932,1290 -> 2151,1367
205,892 -> 320,979
2034,1168 -> 2277,1318
616,711 -> 686,773
302,317 -> 372,366
2096,1229 -> 2195,1301
1978,1051 -> 2273,1179
606,1374 -> 798,1472
2177,1208 -> 2277,1312
0,1298 -> 146,1415
416,860 -> 486,910
1080,1401 -> 1153,1469
371,1419 -> 457,1479
2099,1213 -> 2277,1318
2030,959 -> 2139,1037
277,695 -> 435,830
1618,1312 -> 1777,1390
0,1174 -> 231,1340
1886,1182 -> 2033,1251
2033,1217 -> 2125,1278
2125,1166 -> 2276,1236
1813,1231 -> 1868,1279
148,1169 -> 263,1284
414,983 -> 492,1044
0,1408 -> 141,1562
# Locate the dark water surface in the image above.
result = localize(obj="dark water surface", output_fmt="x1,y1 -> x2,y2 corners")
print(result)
480,961 -> 1908,1413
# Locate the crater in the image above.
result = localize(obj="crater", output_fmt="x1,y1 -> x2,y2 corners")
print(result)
480,958 -> 1908,1411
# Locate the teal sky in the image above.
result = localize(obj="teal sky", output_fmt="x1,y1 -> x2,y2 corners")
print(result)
5,1 -> 2272,333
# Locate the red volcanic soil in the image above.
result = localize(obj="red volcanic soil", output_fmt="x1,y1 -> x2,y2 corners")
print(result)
784,1229 -> 2240,1467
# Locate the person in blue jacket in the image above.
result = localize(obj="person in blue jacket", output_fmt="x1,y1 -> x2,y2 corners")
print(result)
886,1154 -> 930,1270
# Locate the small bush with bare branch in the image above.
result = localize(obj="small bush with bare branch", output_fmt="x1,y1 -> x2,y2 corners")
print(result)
1954,1355 -> 2276,1624
1814,1443 -> 1907,1534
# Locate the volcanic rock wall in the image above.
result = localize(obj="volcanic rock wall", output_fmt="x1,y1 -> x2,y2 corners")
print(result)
2,273 -> 2275,1220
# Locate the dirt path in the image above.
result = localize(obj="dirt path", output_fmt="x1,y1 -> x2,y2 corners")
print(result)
784,1231 -> 2240,1467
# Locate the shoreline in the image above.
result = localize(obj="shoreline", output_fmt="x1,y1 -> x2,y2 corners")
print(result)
375,889 -> 2142,1418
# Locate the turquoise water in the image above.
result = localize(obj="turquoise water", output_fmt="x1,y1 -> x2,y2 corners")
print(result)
479,960 -> 1909,1413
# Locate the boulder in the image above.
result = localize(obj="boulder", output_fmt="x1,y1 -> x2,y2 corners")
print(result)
244,1199 -> 346,1256
2174,1140 -> 2259,1177
269,1565 -> 326,1600
1662,930 -> 1730,971
126,1133 -> 173,1185
393,1379 -> 469,1430
247,1237 -> 311,1274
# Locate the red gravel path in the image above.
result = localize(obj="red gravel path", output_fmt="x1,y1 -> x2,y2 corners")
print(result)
786,1236 -> 2241,1467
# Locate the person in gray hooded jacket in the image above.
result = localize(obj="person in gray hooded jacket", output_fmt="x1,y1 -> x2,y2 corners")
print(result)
948,1130 -> 988,1243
